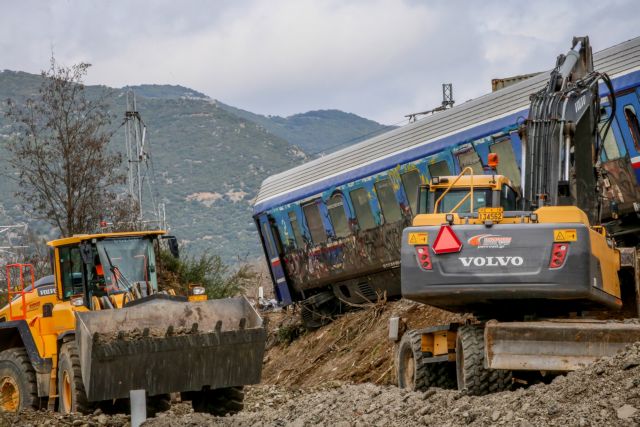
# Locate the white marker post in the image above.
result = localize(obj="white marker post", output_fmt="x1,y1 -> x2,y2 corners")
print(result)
130,389 -> 147,427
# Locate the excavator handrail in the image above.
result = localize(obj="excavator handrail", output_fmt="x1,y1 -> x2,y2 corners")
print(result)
433,166 -> 475,214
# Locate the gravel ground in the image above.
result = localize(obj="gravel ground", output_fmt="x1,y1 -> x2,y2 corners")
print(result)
144,341 -> 640,427
9,341 -> 640,426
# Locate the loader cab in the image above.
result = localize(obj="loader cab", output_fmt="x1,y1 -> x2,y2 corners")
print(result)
50,231 -> 165,310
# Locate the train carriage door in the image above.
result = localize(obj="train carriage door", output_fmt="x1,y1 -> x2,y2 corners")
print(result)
257,214 -> 292,305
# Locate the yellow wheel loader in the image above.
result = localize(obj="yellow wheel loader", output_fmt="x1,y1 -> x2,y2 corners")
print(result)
0,231 -> 265,414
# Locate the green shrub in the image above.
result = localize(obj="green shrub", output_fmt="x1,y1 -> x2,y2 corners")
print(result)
158,249 -> 256,299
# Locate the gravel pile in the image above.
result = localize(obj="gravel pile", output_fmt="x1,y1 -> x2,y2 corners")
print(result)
146,342 -> 640,426
2,408 -> 129,427
10,342 -> 640,426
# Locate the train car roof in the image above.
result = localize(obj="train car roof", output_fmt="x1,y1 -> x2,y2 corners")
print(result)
254,36 -> 640,214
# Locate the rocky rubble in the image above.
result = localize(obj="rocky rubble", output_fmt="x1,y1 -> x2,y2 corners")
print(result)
1,408 -> 129,427
142,342 -> 640,426
9,332 -> 640,426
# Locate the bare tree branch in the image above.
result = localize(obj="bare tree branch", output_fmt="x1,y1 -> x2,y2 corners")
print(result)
4,57 -> 133,236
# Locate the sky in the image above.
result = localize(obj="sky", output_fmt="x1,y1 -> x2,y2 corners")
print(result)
1,0 -> 639,125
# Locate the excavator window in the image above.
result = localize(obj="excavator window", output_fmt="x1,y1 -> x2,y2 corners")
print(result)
430,189 -> 492,213
500,185 -> 518,210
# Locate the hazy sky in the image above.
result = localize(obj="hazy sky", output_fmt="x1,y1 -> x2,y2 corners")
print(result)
1,0 -> 639,124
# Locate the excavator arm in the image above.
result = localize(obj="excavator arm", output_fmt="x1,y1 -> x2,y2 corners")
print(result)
519,36 -> 616,224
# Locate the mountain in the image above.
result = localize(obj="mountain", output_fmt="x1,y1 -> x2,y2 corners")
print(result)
217,102 -> 392,155
0,70 -> 388,262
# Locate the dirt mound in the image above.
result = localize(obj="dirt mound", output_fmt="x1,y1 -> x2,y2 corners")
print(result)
262,299 -> 468,386
145,341 -> 640,426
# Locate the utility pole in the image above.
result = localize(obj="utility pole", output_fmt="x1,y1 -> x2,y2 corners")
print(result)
124,91 -> 145,220
123,91 -> 166,231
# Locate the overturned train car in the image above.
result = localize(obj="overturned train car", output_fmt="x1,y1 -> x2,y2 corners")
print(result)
253,36 -> 640,327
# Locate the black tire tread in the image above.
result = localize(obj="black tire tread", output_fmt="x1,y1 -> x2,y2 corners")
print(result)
0,347 -> 39,410
397,330 -> 456,391
59,340 -> 94,414
456,325 -> 511,396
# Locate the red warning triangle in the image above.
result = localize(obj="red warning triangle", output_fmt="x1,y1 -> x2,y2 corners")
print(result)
432,225 -> 463,254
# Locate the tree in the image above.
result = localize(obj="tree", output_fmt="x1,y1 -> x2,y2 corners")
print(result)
5,58 -> 130,236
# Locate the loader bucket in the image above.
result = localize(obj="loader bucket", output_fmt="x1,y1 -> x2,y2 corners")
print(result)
75,295 -> 266,401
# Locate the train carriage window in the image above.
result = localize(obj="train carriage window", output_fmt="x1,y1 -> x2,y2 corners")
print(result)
401,170 -> 421,214
374,179 -> 402,224
349,188 -> 376,231
454,146 -> 484,175
490,138 -> 521,187
302,202 -> 327,244
599,114 -> 621,160
427,161 -> 451,179
288,211 -> 305,248
623,105 -> 640,152
327,193 -> 350,238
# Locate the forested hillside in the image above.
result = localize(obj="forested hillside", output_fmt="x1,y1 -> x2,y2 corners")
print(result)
0,70 -> 388,261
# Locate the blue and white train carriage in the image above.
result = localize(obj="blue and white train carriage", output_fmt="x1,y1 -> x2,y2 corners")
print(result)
253,36 -> 640,325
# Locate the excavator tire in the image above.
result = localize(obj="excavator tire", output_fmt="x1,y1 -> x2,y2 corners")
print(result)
455,325 -> 511,395
396,330 -> 456,391
187,386 -> 244,416
58,341 -> 94,414
0,348 -> 39,412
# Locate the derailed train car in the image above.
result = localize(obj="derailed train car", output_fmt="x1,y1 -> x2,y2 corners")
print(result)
253,36 -> 640,327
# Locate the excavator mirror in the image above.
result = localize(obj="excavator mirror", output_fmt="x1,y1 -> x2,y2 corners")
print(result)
488,153 -> 499,168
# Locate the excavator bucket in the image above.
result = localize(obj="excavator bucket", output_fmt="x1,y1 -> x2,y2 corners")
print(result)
75,295 -> 266,401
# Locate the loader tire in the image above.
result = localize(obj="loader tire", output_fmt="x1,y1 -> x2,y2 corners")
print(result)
58,341 -> 94,414
455,325 -> 511,396
0,347 -> 39,412
396,330 -> 456,391
189,386 -> 244,416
